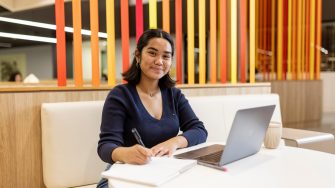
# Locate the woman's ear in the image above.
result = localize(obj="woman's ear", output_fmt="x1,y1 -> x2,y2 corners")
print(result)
135,50 -> 141,62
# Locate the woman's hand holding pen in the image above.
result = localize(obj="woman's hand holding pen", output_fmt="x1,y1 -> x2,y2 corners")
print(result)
151,136 -> 188,157
111,145 -> 153,165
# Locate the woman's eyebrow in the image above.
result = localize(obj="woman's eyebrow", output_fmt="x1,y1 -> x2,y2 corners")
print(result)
147,47 -> 172,54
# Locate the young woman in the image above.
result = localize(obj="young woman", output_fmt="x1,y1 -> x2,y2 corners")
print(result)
97,29 -> 207,188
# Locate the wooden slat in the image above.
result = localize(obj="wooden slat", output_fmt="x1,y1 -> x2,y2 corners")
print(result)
276,0 -> 283,80
106,0 -> 116,86
220,0 -> 227,83
175,0 -> 183,84
230,0 -> 237,83
210,0 -> 217,83
250,0 -> 256,83
162,0 -> 170,32
187,0 -> 195,84
149,0 -> 157,28
55,0 -> 67,86
136,0 -> 144,42
89,0 -> 100,86
199,0 -> 206,84
239,0 -> 247,83
121,0 -> 130,80
72,0 -> 83,87
315,0 -> 322,80
309,0 -> 316,80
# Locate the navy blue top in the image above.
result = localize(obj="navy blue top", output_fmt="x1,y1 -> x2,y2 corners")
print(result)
97,84 -> 208,164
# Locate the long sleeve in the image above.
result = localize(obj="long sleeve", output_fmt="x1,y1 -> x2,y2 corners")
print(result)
172,88 -> 208,146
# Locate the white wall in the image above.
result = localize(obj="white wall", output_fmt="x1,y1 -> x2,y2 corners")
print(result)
0,44 -> 53,79
321,72 -> 335,113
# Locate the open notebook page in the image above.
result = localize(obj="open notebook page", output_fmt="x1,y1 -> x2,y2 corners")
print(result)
101,157 -> 197,186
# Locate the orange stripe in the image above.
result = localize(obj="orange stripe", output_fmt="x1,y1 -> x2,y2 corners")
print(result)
175,0 -> 182,84
121,0 -> 130,82
162,0 -> 170,33
315,0 -> 322,79
90,0 -> 100,86
55,0 -> 67,86
305,0 -> 310,79
220,0 -> 227,83
239,0 -> 247,83
72,0 -> 83,86
292,0 -> 297,79
210,0 -> 217,83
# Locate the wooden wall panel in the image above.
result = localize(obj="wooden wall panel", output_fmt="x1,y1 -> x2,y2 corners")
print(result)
271,80 -> 322,128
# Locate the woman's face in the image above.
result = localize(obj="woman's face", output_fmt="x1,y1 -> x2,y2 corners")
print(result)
136,38 -> 172,81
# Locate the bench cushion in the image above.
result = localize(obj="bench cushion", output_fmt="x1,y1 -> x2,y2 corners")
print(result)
41,101 -> 106,188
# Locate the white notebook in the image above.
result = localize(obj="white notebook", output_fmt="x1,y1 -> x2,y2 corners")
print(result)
101,157 -> 197,186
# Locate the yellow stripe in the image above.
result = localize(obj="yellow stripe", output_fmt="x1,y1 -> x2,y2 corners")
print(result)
199,0 -> 206,84
301,0 -> 305,79
271,0 -> 275,80
187,0 -> 194,84
106,0 -> 115,86
316,0 -> 322,79
297,0 -> 302,80
309,0 -> 315,80
231,0 -> 237,83
250,0 -> 256,83
276,0 -> 283,80
287,0 -> 292,80
149,0 -> 157,28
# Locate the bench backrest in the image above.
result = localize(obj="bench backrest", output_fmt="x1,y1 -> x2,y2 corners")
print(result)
40,94 -> 281,187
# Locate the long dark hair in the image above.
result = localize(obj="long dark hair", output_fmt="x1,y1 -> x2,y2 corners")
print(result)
122,29 -> 176,88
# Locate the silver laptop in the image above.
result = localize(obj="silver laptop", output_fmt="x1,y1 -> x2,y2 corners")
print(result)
175,105 -> 276,170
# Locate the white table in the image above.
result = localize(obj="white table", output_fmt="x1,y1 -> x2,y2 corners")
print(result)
108,142 -> 335,188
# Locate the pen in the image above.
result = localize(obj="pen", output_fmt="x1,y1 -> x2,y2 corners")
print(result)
131,128 -> 146,147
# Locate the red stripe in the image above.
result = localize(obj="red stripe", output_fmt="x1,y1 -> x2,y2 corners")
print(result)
239,0 -> 246,83
121,0 -> 130,81
283,0 -> 288,80
175,0 -> 182,84
55,0 -> 67,86
220,0 -> 227,83
136,0 -> 143,42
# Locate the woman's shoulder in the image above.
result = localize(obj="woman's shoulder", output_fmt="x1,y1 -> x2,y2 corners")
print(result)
107,84 -> 135,97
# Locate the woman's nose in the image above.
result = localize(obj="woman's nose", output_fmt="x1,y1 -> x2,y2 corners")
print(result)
155,56 -> 164,65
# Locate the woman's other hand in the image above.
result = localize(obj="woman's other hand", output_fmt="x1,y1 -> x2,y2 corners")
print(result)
151,136 -> 188,157
112,145 -> 153,165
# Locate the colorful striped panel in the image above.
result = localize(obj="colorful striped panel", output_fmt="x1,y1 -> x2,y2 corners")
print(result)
90,0 -> 100,86
239,0 -> 247,83
106,0 -> 116,86
72,0 -> 83,86
175,0 -> 183,84
315,0 -> 322,80
220,0 -> 227,83
55,0 -> 67,86
276,0 -> 283,80
210,0 -> 217,83
162,0 -> 170,33
187,0 -> 195,84
136,0 -> 144,42
250,0 -> 256,83
230,0 -> 237,83
309,0 -> 316,80
121,0 -> 130,81
199,0 -> 206,84
149,0 -> 157,28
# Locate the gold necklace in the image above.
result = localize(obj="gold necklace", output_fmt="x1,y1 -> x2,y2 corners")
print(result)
137,85 -> 159,97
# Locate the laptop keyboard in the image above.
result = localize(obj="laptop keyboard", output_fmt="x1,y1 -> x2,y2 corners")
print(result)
196,150 -> 223,163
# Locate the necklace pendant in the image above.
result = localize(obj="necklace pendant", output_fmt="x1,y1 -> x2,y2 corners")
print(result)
149,93 -> 154,97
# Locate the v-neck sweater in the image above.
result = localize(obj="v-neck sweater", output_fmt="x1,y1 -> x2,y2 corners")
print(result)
98,84 -> 208,164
